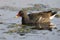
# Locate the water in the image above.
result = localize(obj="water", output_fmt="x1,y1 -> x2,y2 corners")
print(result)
0,0 -> 60,40
0,9 -> 60,40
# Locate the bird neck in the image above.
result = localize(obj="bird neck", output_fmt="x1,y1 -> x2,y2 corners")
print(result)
22,13 -> 30,24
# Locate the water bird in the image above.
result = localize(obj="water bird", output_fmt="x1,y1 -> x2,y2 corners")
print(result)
16,10 -> 57,31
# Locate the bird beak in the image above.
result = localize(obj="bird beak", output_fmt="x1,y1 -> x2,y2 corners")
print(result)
16,13 -> 20,18
16,16 -> 19,18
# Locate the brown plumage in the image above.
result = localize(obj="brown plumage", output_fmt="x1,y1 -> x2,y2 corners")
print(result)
16,10 -> 57,30
16,10 -> 52,23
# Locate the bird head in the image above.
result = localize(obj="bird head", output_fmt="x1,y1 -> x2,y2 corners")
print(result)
16,10 -> 23,18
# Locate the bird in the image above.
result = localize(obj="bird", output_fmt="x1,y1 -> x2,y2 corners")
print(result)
16,10 -> 57,23
16,10 -> 57,31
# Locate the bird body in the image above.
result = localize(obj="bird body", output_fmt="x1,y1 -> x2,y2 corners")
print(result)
16,10 -> 57,24
16,10 -> 57,30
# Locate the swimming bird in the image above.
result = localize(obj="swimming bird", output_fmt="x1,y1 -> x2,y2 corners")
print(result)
16,10 -> 57,30
16,10 -> 57,23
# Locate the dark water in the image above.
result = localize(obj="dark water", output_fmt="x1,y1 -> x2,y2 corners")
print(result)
0,10 -> 60,40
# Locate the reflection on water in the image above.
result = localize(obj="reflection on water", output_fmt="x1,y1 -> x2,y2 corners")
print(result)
3,20 -> 57,36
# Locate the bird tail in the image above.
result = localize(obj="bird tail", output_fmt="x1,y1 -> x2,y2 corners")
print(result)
51,11 -> 57,16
